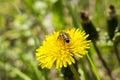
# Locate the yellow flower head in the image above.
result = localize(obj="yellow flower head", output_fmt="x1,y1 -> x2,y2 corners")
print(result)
36,28 -> 91,69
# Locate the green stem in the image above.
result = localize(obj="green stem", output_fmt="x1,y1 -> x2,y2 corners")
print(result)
65,0 -> 81,28
69,64 -> 81,80
86,54 -> 101,80
113,42 -> 120,65
92,41 -> 114,80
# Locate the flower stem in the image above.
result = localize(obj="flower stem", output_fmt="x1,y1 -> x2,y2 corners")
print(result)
86,54 -> 101,80
64,0 -> 80,28
69,64 -> 81,80
92,41 -> 114,80
113,42 -> 120,65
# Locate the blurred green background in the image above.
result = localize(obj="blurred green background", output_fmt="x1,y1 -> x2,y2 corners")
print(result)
0,0 -> 120,80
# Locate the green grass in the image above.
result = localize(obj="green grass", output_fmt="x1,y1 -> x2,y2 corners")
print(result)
0,0 -> 120,80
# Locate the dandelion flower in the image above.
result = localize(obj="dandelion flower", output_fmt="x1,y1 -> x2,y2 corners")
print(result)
36,28 -> 91,69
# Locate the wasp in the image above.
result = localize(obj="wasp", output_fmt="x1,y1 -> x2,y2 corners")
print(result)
58,31 -> 70,43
